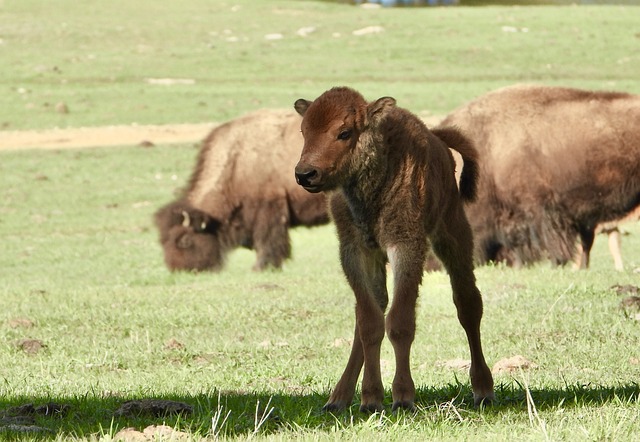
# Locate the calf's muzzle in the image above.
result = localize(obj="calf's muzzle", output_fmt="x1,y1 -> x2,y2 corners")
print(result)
295,163 -> 322,192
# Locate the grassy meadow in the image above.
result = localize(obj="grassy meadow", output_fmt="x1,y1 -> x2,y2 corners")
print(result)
1,0 -> 640,440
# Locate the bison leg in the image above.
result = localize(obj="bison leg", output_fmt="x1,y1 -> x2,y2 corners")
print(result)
325,241 -> 388,413
252,200 -> 292,271
607,228 -> 624,271
577,228 -> 595,270
385,245 -> 423,412
431,206 -> 494,406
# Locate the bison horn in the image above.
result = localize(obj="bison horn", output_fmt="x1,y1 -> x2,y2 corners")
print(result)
181,210 -> 191,227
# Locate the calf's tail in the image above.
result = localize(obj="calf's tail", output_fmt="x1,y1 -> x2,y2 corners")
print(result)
431,126 -> 479,202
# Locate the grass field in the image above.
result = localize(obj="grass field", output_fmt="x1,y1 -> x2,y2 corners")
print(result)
1,0 -> 639,130
1,0 -> 640,440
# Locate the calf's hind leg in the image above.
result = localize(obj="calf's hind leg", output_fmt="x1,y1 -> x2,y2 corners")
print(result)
431,207 -> 494,405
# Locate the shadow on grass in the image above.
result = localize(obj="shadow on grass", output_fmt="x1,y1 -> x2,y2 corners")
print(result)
1,381 -> 639,439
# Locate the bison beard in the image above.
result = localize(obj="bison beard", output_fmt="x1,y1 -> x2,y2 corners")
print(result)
294,86 -> 494,412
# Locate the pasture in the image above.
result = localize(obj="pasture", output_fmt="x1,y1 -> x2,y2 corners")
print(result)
1,0 -> 640,440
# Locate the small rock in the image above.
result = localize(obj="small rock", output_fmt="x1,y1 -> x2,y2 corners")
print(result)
114,425 -> 190,441
296,26 -> 316,37
620,296 -> 640,310
16,339 -> 45,354
492,355 -> 537,374
332,338 -> 351,348
437,358 -> 471,371
145,78 -> 195,85
164,338 -> 185,351
611,284 -> 639,295
113,427 -> 148,442
352,26 -> 384,36
55,102 -> 69,114
8,318 -> 35,329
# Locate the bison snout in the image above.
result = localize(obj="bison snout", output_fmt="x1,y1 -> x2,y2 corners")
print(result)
295,164 -> 322,192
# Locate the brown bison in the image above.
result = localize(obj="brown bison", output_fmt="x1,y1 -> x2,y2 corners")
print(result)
155,109 -> 329,272
439,84 -> 640,268
294,87 -> 494,412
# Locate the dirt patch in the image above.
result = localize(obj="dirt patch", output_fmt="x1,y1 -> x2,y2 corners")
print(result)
0,123 -> 215,151
0,115 -> 444,151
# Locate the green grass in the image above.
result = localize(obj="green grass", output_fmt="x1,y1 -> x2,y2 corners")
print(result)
1,0 -> 639,130
1,145 -> 639,441
1,0 -> 640,440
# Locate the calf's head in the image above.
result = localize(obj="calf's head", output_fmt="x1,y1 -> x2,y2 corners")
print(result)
294,86 -> 396,193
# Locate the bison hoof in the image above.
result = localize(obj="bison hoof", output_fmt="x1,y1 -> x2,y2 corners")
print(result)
473,392 -> 495,408
322,402 -> 347,413
391,401 -> 416,413
359,402 -> 384,414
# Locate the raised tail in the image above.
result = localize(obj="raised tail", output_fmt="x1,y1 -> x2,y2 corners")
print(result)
431,126 -> 479,202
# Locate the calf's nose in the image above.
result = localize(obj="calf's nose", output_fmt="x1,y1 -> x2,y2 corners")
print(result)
295,164 -> 320,188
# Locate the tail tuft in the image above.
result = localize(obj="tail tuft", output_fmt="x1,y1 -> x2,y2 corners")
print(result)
431,126 -> 479,202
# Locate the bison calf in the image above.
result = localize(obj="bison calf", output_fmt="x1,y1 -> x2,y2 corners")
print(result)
155,109 -> 329,272
294,87 -> 494,412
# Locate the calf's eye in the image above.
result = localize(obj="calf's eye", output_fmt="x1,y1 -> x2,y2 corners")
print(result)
337,129 -> 352,141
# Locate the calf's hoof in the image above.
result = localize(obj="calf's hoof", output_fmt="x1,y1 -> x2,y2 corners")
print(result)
359,402 -> 384,414
391,400 -> 416,413
322,401 -> 348,413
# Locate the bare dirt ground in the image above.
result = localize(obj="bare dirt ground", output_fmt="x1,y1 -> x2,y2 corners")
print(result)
0,123 -> 216,151
0,115 -> 445,151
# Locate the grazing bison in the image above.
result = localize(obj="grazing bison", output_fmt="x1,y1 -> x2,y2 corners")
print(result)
155,109 -> 329,272
294,87 -> 494,412
439,84 -> 640,268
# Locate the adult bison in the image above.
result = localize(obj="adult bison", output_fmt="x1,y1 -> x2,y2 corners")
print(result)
294,87 -> 494,412
439,84 -> 640,268
155,109 -> 329,272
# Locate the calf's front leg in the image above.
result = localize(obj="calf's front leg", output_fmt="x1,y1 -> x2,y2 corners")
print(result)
322,323 -> 363,412
324,243 -> 388,412
385,245 -> 423,411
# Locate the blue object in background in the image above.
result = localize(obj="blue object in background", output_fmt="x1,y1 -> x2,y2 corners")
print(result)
358,0 -> 459,6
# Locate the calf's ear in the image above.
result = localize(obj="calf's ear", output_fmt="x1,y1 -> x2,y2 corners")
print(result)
294,99 -> 312,116
367,97 -> 396,125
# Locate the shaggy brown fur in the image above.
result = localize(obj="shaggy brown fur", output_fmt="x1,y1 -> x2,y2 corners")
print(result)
154,109 -> 329,272
439,84 -> 640,268
294,87 -> 494,412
